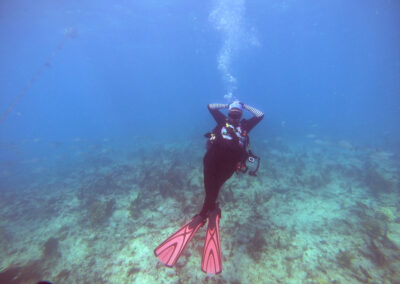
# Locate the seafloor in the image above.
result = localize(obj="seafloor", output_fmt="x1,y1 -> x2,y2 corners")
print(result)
0,135 -> 399,283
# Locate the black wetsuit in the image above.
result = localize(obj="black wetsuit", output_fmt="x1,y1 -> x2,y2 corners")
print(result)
199,104 -> 264,217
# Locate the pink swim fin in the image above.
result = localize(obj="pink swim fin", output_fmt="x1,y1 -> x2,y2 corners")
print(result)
154,215 -> 205,267
201,206 -> 222,274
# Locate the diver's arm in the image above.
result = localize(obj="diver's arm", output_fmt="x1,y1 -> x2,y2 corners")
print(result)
208,103 -> 228,125
243,104 -> 264,131
243,104 -> 264,118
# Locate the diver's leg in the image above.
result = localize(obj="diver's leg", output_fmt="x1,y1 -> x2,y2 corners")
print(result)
199,151 -> 235,217
199,169 -> 219,217
199,152 -> 217,217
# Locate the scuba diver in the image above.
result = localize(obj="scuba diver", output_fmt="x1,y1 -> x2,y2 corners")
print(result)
154,100 -> 264,274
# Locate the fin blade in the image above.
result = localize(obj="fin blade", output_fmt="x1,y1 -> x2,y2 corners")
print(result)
201,208 -> 222,274
154,215 -> 204,267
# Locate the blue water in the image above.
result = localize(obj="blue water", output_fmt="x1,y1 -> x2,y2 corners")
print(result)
1,0 -> 399,145
0,0 -> 399,283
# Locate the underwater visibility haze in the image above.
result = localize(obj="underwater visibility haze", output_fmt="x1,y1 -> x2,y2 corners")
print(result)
0,0 -> 400,283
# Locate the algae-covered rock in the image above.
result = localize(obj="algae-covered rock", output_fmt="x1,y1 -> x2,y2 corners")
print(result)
42,237 -> 60,258
336,249 -> 354,269
377,206 -> 396,222
387,223 -> 400,249
246,229 -> 267,262
88,198 -> 116,227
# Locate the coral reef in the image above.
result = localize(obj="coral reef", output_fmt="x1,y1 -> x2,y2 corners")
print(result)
246,229 -> 267,262
335,249 -> 355,269
362,217 -> 385,239
87,198 -> 116,227
364,163 -> 393,196
42,237 -> 60,258
1,137 -> 399,283
56,269 -> 71,283
127,266 -> 140,277
363,239 -> 386,267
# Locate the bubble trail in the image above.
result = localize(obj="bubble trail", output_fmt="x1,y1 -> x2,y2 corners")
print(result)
209,0 -> 259,101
